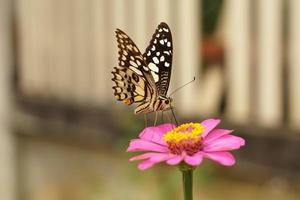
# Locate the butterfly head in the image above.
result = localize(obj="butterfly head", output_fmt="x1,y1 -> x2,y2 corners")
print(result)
158,95 -> 173,111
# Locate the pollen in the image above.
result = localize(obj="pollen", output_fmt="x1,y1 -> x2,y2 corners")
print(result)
163,123 -> 204,142
163,123 -> 205,156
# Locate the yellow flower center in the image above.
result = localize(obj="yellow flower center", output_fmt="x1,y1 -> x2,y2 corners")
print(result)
163,123 -> 205,155
163,123 -> 205,142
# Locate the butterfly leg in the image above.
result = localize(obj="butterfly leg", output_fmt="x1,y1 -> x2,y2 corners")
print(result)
144,114 -> 148,127
170,107 -> 179,126
154,112 -> 158,126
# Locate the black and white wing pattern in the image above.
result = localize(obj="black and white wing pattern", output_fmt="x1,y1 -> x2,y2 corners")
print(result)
112,29 -> 156,107
143,22 -> 173,96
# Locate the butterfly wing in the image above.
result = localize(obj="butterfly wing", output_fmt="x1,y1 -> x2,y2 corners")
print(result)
112,29 -> 157,106
143,22 -> 173,96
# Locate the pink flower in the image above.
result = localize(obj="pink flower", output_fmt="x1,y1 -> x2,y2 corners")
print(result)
127,119 -> 245,170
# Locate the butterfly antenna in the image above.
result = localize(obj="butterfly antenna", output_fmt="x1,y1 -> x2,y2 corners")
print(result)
169,77 -> 196,97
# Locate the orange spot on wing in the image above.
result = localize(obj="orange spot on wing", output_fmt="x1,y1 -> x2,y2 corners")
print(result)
123,98 -> 133,105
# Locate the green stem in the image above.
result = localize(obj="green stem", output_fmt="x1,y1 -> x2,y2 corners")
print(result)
181,169 -> 193,200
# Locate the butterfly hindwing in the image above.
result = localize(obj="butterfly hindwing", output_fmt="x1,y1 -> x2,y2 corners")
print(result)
143,22 -> 173,96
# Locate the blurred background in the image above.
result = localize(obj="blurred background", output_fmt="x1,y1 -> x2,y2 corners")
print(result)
1,0 -> 300,199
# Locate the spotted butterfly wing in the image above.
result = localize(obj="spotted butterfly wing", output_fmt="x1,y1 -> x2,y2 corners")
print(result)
112,22 -> 173,114
143,22 -> 173,96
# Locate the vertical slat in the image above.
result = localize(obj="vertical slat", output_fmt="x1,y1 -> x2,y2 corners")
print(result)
288,0 -> 300,129
176,0 -> 201,116
90,0 -> 106,105
256,0 -> 283,127
49,0 -> 72,101
134,0 -> 147,51
113,0 -> 126,28
17,0 -> 48,96
154,0 -> 171,23
0,0 -> 16,199
100,0 -> 118,104
224,0 -> 251,123
72,0 -> 91,103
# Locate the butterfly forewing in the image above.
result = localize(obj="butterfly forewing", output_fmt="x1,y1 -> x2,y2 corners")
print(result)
112,29 -> 156,106
143,22 -> 173,96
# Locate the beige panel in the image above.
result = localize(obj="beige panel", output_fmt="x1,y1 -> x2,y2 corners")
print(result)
224,0 -> 251,123
0,0 -> 16,199
256,0 -> 283,127
17,0 -> 50,96
71,0 -> 92,103
288,0 -> 300,129
90,0 -> 107,104
134,0 -> 147,51
176,0 -> 201,116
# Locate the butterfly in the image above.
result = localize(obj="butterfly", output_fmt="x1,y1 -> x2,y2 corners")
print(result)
111,22 -> 173,115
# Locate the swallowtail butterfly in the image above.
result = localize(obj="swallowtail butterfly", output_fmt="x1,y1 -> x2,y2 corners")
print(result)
112,22 -> 173,114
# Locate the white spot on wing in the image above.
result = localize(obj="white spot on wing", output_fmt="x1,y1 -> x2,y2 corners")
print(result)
167,42 -> 171,47
130,61 -> 138,68
160,55 -> 165,61
160,39 -> 164,45
122,55 -> 126,60
152,72 -> 159,82
143,66 -> 149,71
147,51 -> 151,56
156,52 -> 160,56
154,39 -> 157,44
149,63 -> 159,73
151,46 -> 155,51
165,62 -> 170,67
163,28 -> 169,32
129,66 -> 143,75
153,57 -> 159,64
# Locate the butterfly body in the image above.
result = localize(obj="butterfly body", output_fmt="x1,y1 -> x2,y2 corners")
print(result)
112,22 -> 173,114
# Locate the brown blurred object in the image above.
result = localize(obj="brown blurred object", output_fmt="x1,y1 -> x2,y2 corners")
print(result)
201,37 -> 224,65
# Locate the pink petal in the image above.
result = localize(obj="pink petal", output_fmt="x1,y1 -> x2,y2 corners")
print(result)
166,155 -> 184,165
201,119 -> 221,138
203,129 -> 233,144
204,152 -> 236,166
136,154 -> 172,170
127,139 -> 168,153
129,152 -> 168,161
139,123 -> 175,145
203,135 -> 245,152
184,152 -> 203,166
138,160 -> 156,170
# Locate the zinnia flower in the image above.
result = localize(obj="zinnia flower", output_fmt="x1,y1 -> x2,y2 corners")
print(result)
127,119 -> 245,170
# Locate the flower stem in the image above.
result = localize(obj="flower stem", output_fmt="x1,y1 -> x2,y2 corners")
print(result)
181,169 -> 194,200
